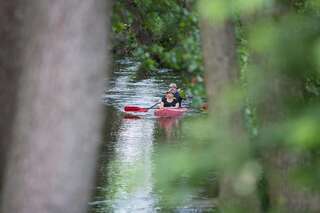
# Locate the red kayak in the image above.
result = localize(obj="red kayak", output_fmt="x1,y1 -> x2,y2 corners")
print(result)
154,108 -> 187,117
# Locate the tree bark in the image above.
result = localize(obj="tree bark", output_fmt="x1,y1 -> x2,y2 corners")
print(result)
200,20 -> 237,107
0,0 -> 24,194
200,18 -> 261,212
126,0 -> 153,45
0,0 -> 111,213
255,70 -> 320,212
249,1 -> 320,210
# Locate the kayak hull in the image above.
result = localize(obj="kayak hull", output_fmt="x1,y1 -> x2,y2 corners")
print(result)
154,108 -> 187,117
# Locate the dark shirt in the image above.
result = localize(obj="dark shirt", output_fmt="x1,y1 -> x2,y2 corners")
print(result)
173,91 -> 182,106
162,91 -> 182,107
162,98 -> 178,107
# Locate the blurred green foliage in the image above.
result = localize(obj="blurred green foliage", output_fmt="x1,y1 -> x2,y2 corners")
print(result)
111,0 -> 320,212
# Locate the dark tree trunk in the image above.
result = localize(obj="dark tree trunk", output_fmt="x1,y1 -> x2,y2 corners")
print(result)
255,70 -> 320,212
249,1 -> 320,211
126,0 -> 153,45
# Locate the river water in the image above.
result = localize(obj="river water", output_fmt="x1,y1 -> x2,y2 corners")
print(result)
89,59 -> 216,213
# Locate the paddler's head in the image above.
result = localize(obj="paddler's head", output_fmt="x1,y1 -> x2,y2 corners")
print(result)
169,83 -> 177,93
165,91 -> 174,100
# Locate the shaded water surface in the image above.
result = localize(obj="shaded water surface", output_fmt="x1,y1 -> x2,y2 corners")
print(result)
89,59 -> 216,212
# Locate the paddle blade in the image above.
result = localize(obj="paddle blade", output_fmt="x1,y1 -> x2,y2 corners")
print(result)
124,105 -> 148,112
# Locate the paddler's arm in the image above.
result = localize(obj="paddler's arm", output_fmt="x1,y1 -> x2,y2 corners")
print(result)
159,102 -> 164,109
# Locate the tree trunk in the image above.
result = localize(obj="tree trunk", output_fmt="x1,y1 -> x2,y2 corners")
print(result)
262,148 -> 320,212
0,0 -> 111,213
256,71 -> 320,212
126,0 -> 153,45
200,20 -> 237,107
0,1 -> 24,194
249,1 -> 320,210
200,18 -> 261,212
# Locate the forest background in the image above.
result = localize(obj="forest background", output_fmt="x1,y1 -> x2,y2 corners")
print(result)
0,0 -> 320,212
111,0 -> 320,212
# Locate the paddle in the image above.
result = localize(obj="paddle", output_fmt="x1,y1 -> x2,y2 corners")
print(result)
124,102 -> 160,112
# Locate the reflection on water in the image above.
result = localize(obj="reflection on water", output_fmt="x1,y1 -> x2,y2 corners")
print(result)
156,117 -> 181,139
89,59 -> 216,212
105,119 -> 156,212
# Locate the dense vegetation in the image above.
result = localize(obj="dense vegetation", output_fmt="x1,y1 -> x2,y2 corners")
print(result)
111,0 -> 206,102
111,0 -> 320,212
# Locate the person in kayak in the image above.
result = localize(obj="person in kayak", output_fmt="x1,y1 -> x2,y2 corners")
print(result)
168,83 -> 182,107
159,92 -> 179,109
